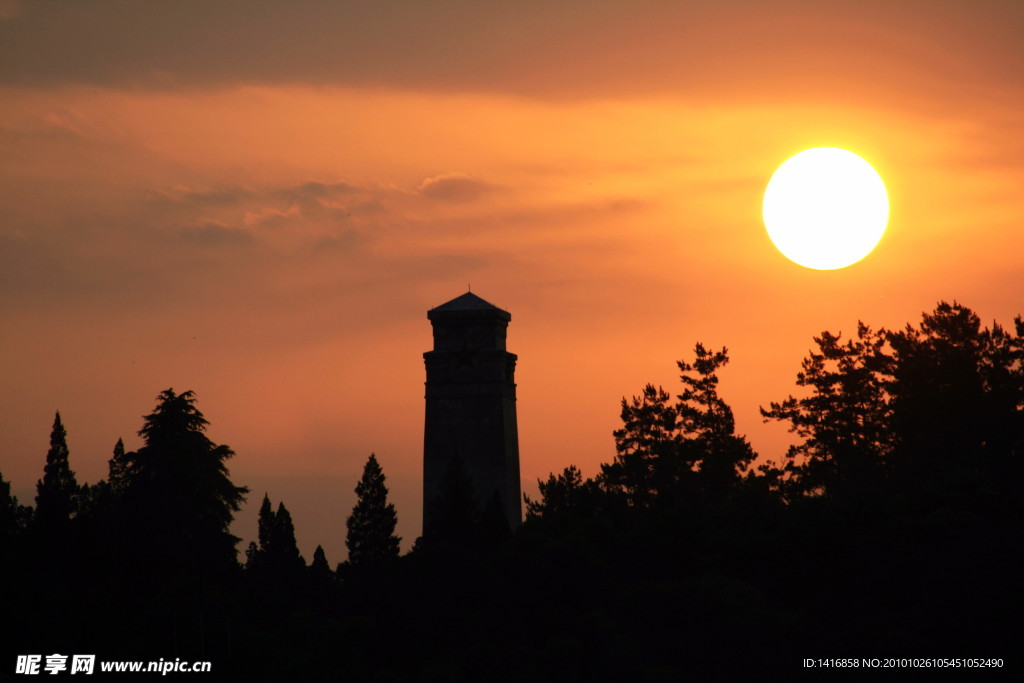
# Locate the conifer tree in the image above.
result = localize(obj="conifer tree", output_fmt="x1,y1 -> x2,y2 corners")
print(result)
124,389 -> 248,574
35,412 -> 79,530
761,301 -> 1024,501
760,323 -> 893,499
270,501 -> 304,569
346,453 -> 400,567
526,465 -> 603,519
676,344 -> 756,496
600,344 -> 755,506
239,493 -> 272,573
1,470 -> 30,542
249,494 -> 304,572
107,438 -> 131,495
310,545 -> 331,577
602,384 -> 682,507
257,493 -> 275,555
244,541 -> 258,569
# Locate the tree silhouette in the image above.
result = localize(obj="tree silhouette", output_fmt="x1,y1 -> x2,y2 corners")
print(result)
257,493 -> 275,557
244,541 -> 258,568
762,302 -> 1024,502
525,465 -> 603,519
270,501 -> 305,569
346,453 -> 400,567
246,494 -> 304,573
761,323 -> 893,499
124,389 -> 248,575
676,344 -> 756,497
5,301 -> 1021,680
601,384 -> 681,507
600,344 -> 754,506
34,411 -> 79,531
887,302 -> 1024,496
1,470 -> 31,542
309,545 -> 332,581
107,437 -> 131,495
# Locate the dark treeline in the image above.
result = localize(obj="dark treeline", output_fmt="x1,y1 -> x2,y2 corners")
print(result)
2,301 -> 1021,680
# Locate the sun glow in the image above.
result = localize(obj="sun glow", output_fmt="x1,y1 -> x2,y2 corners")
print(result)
763,147 -> 889,270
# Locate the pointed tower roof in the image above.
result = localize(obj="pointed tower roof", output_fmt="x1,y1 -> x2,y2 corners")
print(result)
428,291 -> 510,320
431,291 -> 501,311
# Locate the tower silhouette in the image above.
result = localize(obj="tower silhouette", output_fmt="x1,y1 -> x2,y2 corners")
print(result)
423,292 -> 521,536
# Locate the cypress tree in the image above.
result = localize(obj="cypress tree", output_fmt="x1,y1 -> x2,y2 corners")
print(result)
257,493 -> 275,555
270,502 -> 304,569
107,438 -> 131,495
35,412 -> 78,530
249,494 -> 304,572
310,545 -> 331,578
345,453 -> 400,568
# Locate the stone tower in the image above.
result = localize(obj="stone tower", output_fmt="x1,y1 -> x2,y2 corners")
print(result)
423,291 -> 521,536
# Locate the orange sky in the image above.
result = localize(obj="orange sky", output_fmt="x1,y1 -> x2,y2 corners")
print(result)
2,1 -> 1023,564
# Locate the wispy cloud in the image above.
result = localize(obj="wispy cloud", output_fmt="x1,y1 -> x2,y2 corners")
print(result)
419,173 -> 494,202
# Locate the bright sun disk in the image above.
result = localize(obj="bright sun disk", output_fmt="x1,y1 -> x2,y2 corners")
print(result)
762,147 -> 889,270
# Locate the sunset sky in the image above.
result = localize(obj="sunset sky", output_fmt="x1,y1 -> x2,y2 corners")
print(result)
2,1 -> 1023,564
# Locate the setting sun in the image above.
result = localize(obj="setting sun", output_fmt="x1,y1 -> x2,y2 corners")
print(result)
763,147 -> 889,270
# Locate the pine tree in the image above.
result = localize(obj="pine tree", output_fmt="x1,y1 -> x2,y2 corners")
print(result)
760,301 -> 1024,502
761,323 -> 893,499
35,412 -> 79,530
345,453 -> 400,568
526,465 -> 603,519
676,344 -> 756,497
599,344 -> 755,507
601,384 -> 682,507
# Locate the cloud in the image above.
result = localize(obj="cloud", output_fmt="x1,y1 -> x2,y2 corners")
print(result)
0,173 -> 390,317
419,173 -> 493,202
154,181 -> 371,234
286,181 -> 358,200
242,205 -> 302,229
1,0 -> 1022,109
179,221 -> 254,246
